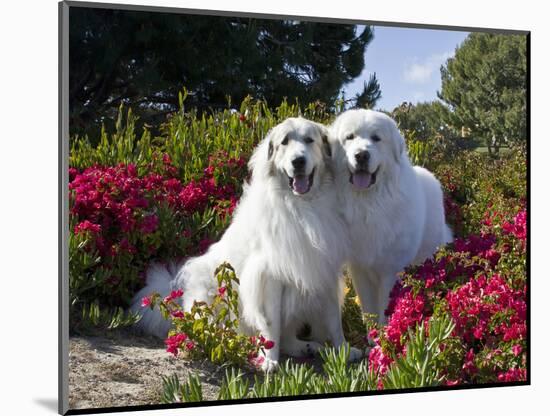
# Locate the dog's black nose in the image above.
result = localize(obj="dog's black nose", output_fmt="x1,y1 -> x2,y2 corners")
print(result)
292,156 -> 306,170
355,150 -> 370,165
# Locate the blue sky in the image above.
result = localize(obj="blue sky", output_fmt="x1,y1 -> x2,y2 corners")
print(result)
344,26 -> 470,111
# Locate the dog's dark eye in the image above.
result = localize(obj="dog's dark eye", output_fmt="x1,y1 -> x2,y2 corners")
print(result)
372,135 -> 381,142
281,136 -> 289,145
345,134 -> 355,141
304,137 -> 314,144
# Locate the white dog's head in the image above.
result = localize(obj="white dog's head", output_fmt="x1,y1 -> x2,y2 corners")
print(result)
249,117 -> 332,196
330,109 -> 406,191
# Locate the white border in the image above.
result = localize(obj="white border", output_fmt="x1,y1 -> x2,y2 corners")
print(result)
1,1 -> 548,415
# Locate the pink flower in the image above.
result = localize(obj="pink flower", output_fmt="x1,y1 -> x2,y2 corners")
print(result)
263,340 -> 275,350
171,310 -> 185,319
74,220 -> 101,235
512,344 -> 523,357
164,289 -> 184,303
368,345 -> 393,377
497,368 -> 527,382
165,333 -> 188,357
462,348 -> 477,375
141,296 -> 151,308
247,352 -> 265,368
185,340 -> 195,351
218,286 -> 227,297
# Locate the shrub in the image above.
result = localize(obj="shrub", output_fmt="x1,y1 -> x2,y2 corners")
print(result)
143,263 -> 274,367
366,204 -> 527,388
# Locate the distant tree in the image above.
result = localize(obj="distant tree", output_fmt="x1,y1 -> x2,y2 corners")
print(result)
439,33 -> 527,155
391,101 -> 456,142
69,7 -> 380,136
352,73 -> 382,109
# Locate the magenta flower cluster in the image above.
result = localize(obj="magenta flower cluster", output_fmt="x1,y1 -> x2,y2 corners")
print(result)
368,205 -> 527,388
69,153 -> 247,303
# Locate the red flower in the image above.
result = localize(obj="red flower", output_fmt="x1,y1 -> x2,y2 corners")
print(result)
141,296 -> 151,308
164,289 -> 184,303
171,310 -> 185,319
165,333 -> 188,357
74,220 -> 101,235
497,368 -> 527,382
512,345 -> 522,357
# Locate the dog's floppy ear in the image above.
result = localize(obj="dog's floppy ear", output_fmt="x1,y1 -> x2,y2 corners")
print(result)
322,134 -> 332,158
248,127 -> 276,180
312,121 -> 332,159
390,121 -> 406,164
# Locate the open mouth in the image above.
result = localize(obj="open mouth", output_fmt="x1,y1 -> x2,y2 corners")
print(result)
349,167 -> 378,190
287,168 -> 315,195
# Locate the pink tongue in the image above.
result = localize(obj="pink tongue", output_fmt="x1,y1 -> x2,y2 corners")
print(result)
352,172 -> 372,189
292,175 -> 309,194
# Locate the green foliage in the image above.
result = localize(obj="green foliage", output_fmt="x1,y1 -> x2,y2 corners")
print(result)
405,130 -> 434,167
78,302 -> 142,332
161,345 -> 378,402
69,222 -> 142,331
383,315 -> 455,389
392,101 -> 457,143
70,8 -> 379,137
316,344 -> 372,393
439,33 -> 527,155
147,263 -> 268,366
435,148 -> 526,236
70,96 -> 332,177
161,373 -> 203,403
218,368 -> 251,400
341,279 -> 368,346
352,73 -> 382,109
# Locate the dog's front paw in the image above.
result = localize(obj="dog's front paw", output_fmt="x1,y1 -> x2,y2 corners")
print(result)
348,346 -> 364,362
261,357 -> 279,373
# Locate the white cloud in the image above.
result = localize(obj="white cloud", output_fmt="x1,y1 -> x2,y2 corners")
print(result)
403,52 -> 453,84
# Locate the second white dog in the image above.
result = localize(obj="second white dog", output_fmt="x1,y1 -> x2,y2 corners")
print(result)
330,109 -> 453,324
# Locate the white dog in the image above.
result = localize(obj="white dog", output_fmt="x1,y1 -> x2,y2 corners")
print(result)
330,109 -> 453,324
131,117 -> 361,371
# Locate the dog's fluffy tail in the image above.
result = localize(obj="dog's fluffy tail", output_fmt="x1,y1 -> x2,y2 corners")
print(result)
129,263 -> 179,339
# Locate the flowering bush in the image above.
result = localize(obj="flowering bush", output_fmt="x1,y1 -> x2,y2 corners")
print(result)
365,205 -> 527,388
143,263 -> 274,367
69,154 -> 245,320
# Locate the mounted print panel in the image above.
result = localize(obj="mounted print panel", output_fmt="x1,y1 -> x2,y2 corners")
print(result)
59,1 -> 529,414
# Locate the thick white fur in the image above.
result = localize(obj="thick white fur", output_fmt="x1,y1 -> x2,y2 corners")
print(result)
130,117 -> 361,371
330,109 -> 453,324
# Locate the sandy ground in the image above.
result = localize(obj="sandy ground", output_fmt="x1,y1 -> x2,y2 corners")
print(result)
68,329 -> 227,410
68,328 -> 350,411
